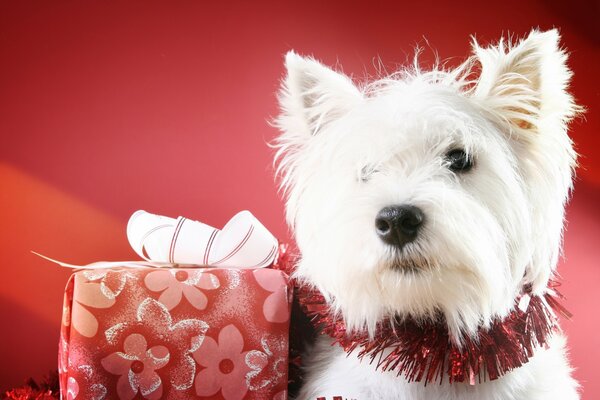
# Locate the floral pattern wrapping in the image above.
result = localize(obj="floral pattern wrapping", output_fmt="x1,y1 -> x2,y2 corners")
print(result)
59,266 -> 292,400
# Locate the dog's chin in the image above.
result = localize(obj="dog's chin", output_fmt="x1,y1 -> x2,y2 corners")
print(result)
385,250 -> 432,275
387,257 -> 431,275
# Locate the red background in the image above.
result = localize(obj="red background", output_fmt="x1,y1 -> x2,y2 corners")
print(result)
0,0 -> 598,397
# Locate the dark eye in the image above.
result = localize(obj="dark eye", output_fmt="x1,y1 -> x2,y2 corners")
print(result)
446,149 -> 473,172
360,165 -> 379,182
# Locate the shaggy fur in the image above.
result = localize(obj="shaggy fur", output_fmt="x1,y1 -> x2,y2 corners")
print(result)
274,29 -> 580,399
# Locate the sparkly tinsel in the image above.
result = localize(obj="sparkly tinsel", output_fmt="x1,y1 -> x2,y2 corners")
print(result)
273,243 -> 571,386
3,371 -> 59,400
296,279 -> 570,385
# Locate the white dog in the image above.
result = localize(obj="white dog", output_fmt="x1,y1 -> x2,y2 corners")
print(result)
274,29 -> 580,400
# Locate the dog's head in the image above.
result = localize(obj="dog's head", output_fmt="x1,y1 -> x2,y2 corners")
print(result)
273,29 -> 578,340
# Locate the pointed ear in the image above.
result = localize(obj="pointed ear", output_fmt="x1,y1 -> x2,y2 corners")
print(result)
277,51 -> 362,137
471,29 -> 578,134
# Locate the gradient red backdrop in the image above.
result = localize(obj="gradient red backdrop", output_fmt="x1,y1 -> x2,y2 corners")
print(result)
1,0 -> 598,398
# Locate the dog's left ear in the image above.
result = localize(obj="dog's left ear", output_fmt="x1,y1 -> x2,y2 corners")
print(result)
277,51 -> 363,138
472,29 -> 580,294
471,29 -> 578,134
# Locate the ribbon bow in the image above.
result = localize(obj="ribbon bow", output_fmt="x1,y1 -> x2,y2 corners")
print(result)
127,210 -> 278,268
35,210 -> 279,269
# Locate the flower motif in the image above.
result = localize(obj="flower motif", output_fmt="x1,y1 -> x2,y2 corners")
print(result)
65,365 -> 107,400
104,298 -> 209,391
70,269 -> 129,337
66,377 -> 78,400
101,333 -> 169,400
246,334 -> 288,392
59,331 -> 69,375
253,269 -> 291,323
193,324 -> 265,400
145,269 -> 220,310
82,269 -> 129,300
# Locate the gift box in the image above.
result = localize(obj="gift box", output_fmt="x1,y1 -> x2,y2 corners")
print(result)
58,265 -> 292,400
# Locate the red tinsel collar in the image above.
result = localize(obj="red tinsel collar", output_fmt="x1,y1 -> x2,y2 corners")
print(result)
295,280 -> 571,385
273,244 -> 571,385
271,244 -> 572,386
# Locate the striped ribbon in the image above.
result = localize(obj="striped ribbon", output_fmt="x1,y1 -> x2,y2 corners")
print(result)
127,210 -> 279,268
35,210 -> 279,270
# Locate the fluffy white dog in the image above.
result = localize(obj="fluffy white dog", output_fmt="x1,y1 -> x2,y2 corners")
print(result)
274,29 -> 580,400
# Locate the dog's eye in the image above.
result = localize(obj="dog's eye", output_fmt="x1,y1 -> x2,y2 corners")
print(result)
360,165 -> 379,182
446,149 -> 473,172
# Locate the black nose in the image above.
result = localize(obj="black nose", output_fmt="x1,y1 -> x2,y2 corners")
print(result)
375,205 -> 424,248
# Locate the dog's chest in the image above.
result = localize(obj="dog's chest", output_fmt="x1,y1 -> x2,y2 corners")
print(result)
298,334 -> 577,400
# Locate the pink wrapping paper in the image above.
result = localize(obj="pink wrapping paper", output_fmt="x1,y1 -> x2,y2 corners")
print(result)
59,266 -> 292,400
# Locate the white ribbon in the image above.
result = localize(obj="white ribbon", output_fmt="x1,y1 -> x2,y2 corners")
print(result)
127,210 -> 278,268
35,210 -> 279,270
31,251 -> 167,269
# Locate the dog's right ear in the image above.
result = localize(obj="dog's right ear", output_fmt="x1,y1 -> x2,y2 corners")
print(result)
277,51 -> 362,137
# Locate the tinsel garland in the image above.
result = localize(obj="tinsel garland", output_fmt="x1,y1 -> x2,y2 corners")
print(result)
2,371 -> 59,400
272,242 -> 572,386
296,280 -> 571,385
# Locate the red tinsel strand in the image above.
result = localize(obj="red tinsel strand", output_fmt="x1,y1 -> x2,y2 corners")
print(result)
296,279 -> 569,385
2,371 -> 59,400
316,397 -> 349,400
272,244 -> 570,385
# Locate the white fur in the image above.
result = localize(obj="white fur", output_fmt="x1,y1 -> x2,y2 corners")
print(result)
274,29 -> 580,399
300,333 -> 578,400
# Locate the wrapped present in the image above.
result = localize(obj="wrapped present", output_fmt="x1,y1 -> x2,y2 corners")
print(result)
52,211 -> 292,400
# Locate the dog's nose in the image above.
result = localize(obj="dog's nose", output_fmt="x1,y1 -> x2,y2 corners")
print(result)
375,205 -> 424,248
